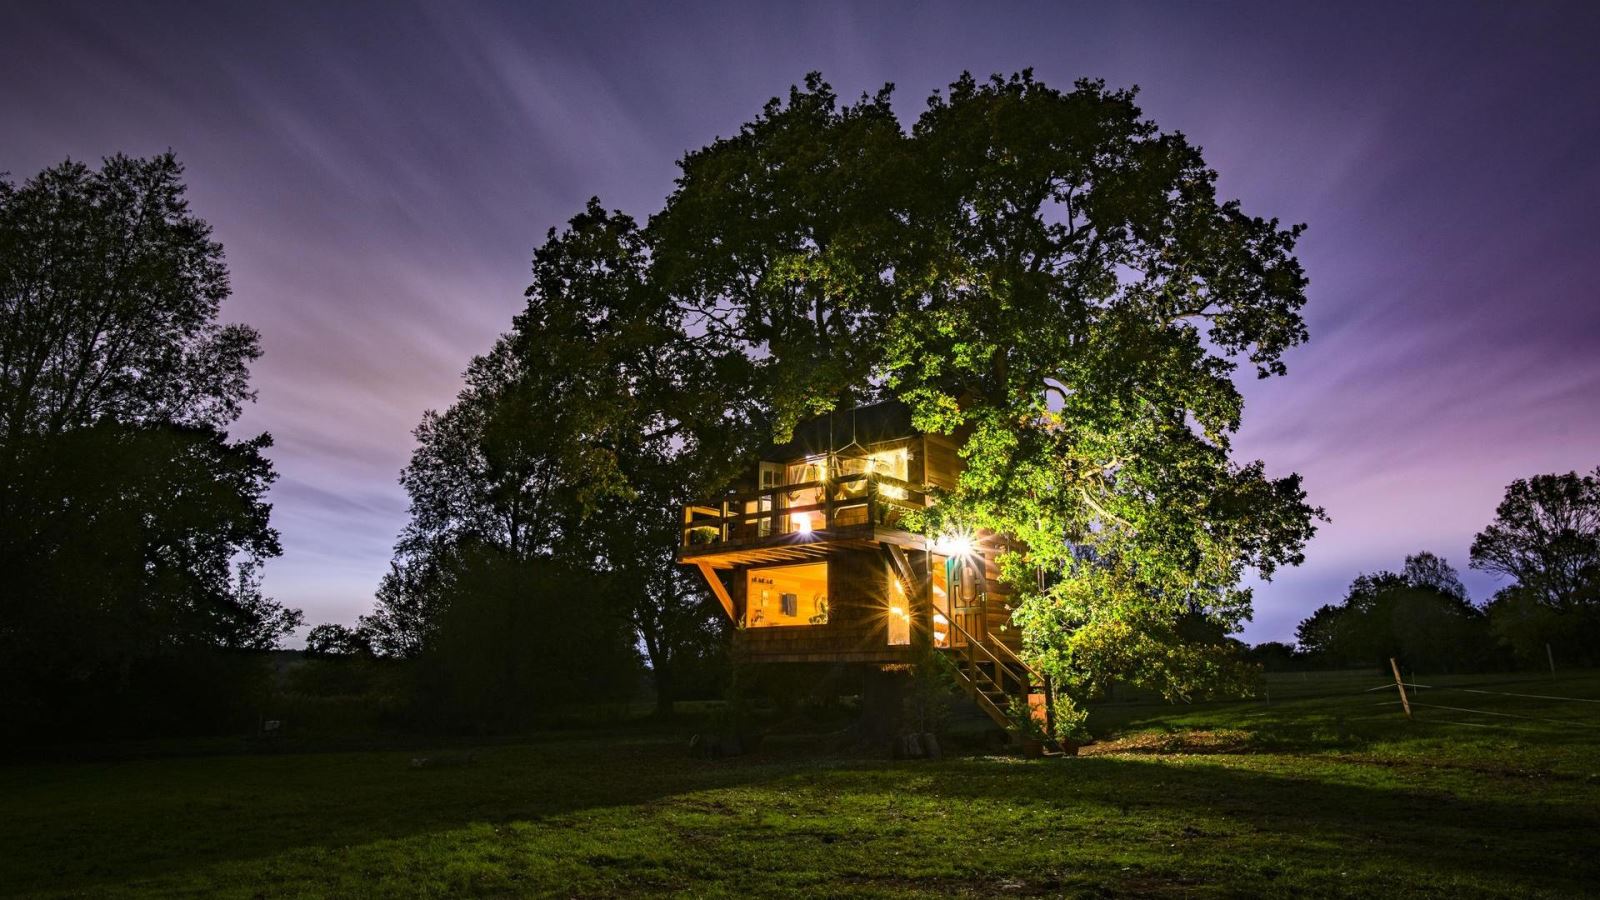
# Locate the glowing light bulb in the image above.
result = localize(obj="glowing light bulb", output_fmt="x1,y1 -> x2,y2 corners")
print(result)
797,516 -> 813,535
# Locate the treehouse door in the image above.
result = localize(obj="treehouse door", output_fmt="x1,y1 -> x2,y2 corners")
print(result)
947,556 -> 986,646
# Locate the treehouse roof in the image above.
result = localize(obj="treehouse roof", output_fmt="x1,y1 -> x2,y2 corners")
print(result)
766,398 -> 917,461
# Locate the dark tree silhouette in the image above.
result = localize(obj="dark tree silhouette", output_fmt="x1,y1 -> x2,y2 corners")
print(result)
366,202 -> 729,714
0,154 -> 260,444
1294,553 -> 1492,672
0,155 -> 292,738
1470,468 -> 1600,609
304,623 -> 373,657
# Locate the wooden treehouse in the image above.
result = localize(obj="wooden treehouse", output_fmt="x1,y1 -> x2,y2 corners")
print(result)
678,399 -> 1057,747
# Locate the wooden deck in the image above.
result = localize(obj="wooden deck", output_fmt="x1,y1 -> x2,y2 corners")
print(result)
677,522 -> 929,569
680,472 -> 929,556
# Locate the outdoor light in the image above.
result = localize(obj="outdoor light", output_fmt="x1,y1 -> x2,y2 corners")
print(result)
796,516 -> 813,535
932,532 -> 973,557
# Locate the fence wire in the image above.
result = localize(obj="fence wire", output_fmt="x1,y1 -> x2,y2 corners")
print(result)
1362,676 -> 1600,731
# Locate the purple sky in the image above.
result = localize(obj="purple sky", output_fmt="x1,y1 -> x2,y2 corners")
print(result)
5,2 -> 1598,643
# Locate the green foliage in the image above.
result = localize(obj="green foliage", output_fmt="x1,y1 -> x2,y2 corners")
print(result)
649,71 -> 1321,728
651,73 -> 911,440
379,70 -> 1321,731
1471,468 -> 1600,609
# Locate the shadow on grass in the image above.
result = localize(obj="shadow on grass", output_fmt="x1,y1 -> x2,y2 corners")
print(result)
824,753 -> 1597,893
2,727 -> 1596,895
0,732 -> 834,892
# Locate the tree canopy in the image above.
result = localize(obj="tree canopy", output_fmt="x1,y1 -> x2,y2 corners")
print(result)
373,71 -> 1323,735
654,72 -> 1321,732
0,153 -> 260,443
359,202 -> 724,712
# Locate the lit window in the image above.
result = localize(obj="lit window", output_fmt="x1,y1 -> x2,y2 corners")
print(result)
868,447 -> 909,499
784,458 -> 827,533
887,566 -> 910,646
930,554 -> 952,648
746,562 -> 828,627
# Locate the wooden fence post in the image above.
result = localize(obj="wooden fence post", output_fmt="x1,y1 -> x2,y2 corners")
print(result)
1390,657 -> 1411,720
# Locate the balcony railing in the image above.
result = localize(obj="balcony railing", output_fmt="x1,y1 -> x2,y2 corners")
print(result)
681,472 -> 929,549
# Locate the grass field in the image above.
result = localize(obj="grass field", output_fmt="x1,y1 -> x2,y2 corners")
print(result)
4,670 -> 1599,898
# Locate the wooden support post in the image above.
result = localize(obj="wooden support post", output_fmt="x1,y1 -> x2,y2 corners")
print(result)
1390,657 -> 1411,720
1044,677 -> 1057,740
695,562 -> 736,622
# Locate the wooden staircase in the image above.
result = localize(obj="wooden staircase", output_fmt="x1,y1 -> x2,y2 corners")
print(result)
880,544 -> 1067,756
938,615 -> 1068,756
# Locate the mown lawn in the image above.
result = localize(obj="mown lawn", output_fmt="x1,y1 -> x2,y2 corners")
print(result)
3,670 -> 1599,897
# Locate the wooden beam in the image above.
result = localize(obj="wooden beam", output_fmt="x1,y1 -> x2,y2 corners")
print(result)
696,562 -> 736,622
885,544 -> 918,591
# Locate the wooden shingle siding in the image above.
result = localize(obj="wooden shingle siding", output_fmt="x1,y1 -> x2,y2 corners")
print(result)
923,435 -> 961,491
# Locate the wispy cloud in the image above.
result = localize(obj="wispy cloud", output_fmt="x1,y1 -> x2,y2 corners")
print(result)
4,0 -> 1597,638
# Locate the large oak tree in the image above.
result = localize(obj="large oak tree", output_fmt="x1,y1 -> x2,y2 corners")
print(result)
653,73 -> 1321,734
379,72 -> 1322,733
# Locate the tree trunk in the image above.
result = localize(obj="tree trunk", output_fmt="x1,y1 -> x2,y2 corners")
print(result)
653,662 -> 675,717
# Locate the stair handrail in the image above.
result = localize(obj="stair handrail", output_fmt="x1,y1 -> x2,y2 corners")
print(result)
942,614 -> 1029,696
980,630 -> 1049,691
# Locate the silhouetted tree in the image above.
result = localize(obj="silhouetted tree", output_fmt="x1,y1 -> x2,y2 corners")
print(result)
0,155 -> 291,739
583,483 -> 732,713
1294,553 -> 1494,672
1483,586 -> 1600,669
410,546 -> 640,731
304,623 -> 373,657
365,202 -> 729,714
1246,641 -> 1301,672
1403,551 -> 1469,601
0,154 -> 260,445
1470,468 -> 1600,609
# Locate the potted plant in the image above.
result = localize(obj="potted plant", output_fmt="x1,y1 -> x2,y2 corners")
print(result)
1008,697 -> 1052,758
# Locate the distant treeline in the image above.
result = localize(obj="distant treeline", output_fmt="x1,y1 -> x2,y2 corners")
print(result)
1251,469 -> 1600,674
